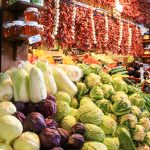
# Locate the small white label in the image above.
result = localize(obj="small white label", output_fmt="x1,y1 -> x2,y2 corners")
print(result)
28,34 -> 41,44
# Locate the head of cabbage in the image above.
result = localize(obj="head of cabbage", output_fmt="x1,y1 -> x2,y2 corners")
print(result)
61,115 -> 77,131
89,86 -> 104,101
0,102 -> 16,117
0,115 -> 23,144
0,73 -> 13,102
100,115 -> 117,135
100,72 -> 112,84
103,137 -> 120,150
129,93 -> 145,108
13,132 -> 40,150
77,103 -> 104,125
101,84 -> 115,100
85,73 -> 101,88
112,78 -> 128,94
82,141 -> 107,150
84,124 -> 105,142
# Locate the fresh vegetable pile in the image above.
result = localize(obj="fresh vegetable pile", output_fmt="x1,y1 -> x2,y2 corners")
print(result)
0,62 -> 150,150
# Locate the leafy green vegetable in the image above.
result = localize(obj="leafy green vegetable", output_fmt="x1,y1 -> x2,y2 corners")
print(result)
100,72 -> 112,84
0,73 -> 13,102
12,68 -> 30,103
84,124 -> 105,142
112,100 -> 131,116
77,82 -> 89,99
56,91 -> 71,105
82,141 -> 107,150
0,102 -> 16,117
100,115 -> 117,135
129,93 -> 145,108
103,137 -> 120,150
0,115 -> 23,144
120,114 -> 137,129
0,143 -> 13,150
111,91 -> 128,103
13,132 -> 40,150
85,73 -> 101,88
54,101 -> 71,121
112,78 -> 128,94
96,99 -> 112,114
77,103 -> 104,125
61,115 -> 77,131
101,84 -> 115,100
115,126 -> 136,150
89,86 -> 104,101
70,98 -> 79,109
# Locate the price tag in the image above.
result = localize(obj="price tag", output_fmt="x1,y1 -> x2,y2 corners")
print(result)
28,34 -> 42,44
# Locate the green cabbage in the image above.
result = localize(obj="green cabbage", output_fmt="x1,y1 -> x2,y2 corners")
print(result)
111,91 -> 128,103
29,67 -> 47,103
54,101 -> 71,121
0,143 -> 13,150
12,68 -> 30,103
112,100 -> 131,116
0,73 -> 13,102
89,86 -> 104,101
77,103 -> 104,125
101,84 -> 115,100
84,124 -> 105,142
77,82 -> 89,99
88,64 -> 101,75
100,72 -> 112,84
0,115 -> 23,144
120,114 -> 137,129
0,102 -> 16,117
55,91 -> 71,105
69,108 -> 78,118
13,132 -> 40,150
96,99 -> 112,115
85,73 -> 101,88
112,78 -> 128,93
129,93 -> 145,108
61,115 -> 77,131
100,115 -> 117,135
103,137 -> 120,150
80,97 -> 94,106
70,98 -> 79,109
82,141 -> 107,150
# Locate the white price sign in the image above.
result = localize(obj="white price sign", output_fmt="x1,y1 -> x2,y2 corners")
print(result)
28,34 -> 42,44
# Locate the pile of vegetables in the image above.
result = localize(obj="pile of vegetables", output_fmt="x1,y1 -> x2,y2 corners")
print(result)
0,62 -> 150,150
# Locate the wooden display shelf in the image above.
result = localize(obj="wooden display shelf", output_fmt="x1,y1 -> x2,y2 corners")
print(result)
5,1 -> 44,12
3,35 -> 29,42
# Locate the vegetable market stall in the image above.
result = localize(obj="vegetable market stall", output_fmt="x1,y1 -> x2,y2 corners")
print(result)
0,0 -> 150,150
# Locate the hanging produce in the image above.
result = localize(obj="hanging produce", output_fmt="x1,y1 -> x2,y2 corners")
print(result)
74,7 -> 95,51
94,12 -> 105,52
39,0 -> 55,48
108,17 -> 120,54
120,22 -> 129,55
57,3 -> 74,48
130,25 -> 144,56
